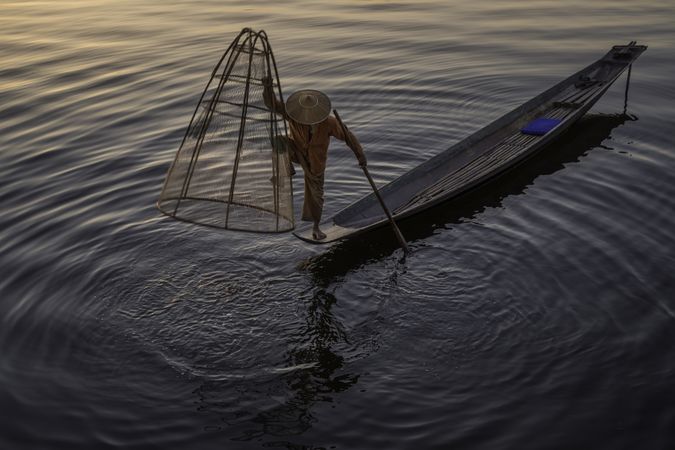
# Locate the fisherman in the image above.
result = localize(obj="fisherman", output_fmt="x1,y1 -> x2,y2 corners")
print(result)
262,77 -> 366,240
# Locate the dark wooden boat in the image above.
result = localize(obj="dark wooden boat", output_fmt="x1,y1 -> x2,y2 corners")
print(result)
294,43 -> 646,244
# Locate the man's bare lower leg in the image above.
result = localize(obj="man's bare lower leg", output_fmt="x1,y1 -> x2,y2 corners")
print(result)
312,221 -> 326,240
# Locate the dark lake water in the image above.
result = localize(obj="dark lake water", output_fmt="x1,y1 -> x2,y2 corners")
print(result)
1,1 -> 674,448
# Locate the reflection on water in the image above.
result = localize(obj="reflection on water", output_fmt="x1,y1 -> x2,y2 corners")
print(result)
2,0 -> 675,448
194,288 -> 358,446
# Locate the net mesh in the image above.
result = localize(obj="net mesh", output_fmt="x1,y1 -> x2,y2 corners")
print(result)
158,29 -> 294,232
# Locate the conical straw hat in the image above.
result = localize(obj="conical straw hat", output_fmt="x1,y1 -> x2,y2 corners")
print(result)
286,90 -> 331,125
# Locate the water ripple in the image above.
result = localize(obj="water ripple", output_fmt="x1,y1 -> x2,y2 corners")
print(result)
1,0 -> 675,448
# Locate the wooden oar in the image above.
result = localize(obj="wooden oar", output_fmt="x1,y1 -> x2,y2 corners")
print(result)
333,109 -> 410,253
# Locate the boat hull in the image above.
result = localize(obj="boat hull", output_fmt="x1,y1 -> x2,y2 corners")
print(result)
294,43 -> 647,244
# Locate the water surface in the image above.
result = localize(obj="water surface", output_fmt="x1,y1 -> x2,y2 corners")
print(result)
1,1 -> 674,449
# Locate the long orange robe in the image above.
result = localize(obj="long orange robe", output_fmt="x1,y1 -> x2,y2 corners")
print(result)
264,85 -> 365,222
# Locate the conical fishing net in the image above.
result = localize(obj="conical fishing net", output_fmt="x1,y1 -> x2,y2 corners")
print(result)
158,28 -> 294,232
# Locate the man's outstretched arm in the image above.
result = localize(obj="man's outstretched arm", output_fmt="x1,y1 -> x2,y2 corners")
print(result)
261,76 -> 286,117
328,116 -> 367,167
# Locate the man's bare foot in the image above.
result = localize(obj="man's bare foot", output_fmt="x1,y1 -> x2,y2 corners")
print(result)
312,224 -> 326,240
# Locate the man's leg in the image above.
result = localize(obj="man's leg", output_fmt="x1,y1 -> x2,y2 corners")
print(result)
273,135 -> 297,177
312,221 -> 326,240
301,172 -> 326,239
276,137 -> 326,239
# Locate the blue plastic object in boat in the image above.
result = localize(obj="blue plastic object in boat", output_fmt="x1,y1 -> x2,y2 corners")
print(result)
521,117 -> 561,136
